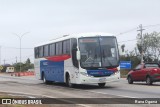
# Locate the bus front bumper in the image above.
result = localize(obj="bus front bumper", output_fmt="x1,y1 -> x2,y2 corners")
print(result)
78,71 -> 120,84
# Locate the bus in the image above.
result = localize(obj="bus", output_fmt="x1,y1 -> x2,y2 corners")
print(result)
34,33 -> 120,87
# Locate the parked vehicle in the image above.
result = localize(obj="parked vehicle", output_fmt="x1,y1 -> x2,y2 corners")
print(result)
127,63 -> 160,85
6,67 -> 14,73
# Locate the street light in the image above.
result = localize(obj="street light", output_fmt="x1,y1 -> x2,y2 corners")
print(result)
12,32 -> 30,72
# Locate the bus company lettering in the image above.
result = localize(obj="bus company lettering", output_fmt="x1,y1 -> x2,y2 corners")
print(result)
43,62 -> 48,66
12,99 -> 42,104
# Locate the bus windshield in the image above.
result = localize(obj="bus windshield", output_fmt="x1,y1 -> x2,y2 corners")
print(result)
79,37 -> 119,68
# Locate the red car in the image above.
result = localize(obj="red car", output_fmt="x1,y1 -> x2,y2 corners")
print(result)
127,63 -> 160,85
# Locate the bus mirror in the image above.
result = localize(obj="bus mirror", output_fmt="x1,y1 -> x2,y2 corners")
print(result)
76,50 -> 81,60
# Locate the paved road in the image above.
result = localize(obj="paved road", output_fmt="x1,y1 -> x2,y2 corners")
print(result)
0,73 -> 160,107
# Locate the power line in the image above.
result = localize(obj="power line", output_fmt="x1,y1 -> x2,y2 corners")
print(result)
115,27 -> 137,36
1,46 -> 33,49
143,24 -> 160,28
115,24 -> 160,36
2,54 -> 34,62
4,57 -> 18,62
22,54 -> 34,58
118,39 -> 137,43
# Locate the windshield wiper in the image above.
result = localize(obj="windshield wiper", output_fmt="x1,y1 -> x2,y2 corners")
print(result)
90,53 -> 97,67
90,48 -> 100,67
102,49 -> 113,67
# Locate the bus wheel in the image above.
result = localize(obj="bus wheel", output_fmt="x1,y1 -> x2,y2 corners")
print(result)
43,74 -> 52,84
43,75 -> 46,83
66,74 -> 74,88
98,83 -> 106,87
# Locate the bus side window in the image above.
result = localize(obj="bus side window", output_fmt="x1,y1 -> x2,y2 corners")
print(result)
66,39 -> 70,54
63,39 -> 70,55
71,38 -> 79,68
44,45 -> 49,57
56,43 -> 59,55
34,47 -> 39,58
39,46 -> 44,58
56,42 -> 62,55
49,43 -> 56,56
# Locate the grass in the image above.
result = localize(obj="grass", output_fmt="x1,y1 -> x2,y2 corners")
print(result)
120,69 -> 130,78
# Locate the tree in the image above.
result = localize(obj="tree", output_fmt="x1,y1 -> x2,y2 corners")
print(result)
120,44 -> 125,56
13,62 -> 22,72
23,58 -> 34,71
121,44 -> 125,53
120,50 -> 140,77
26,58 -> 31,64
13,58 -> 34,72
137,31 -> 160,62
120,50 -> 140,69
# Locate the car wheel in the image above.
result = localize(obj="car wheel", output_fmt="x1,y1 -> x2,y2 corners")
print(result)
146,76 -> 153,85
128,76 -> 133,84
98,83 -> 106,87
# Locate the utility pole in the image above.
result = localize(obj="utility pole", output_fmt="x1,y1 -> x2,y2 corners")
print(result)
16,56 -> 17,63
12,32 -> 30,72
3,59 -> 5,65
137,24 -> 145,64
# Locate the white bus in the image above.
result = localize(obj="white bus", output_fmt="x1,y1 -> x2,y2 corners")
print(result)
34,33 -> 120,87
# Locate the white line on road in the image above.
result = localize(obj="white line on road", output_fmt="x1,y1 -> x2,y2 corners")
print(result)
84,90 -> 137,98
41,84 -> 137,98
0,75 -> 137,98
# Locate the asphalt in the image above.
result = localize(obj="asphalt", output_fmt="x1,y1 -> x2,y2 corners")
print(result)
0,73 -> 160,107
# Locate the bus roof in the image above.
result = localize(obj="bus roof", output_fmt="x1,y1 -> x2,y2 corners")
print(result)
34,32 -> 114,47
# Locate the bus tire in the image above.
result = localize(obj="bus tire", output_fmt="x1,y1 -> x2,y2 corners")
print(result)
42,73 -> 52,84
66,74 -> 75,88
98,83 -> 106,87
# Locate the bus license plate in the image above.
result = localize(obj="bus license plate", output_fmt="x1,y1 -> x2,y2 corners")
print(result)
99,78 -> 106,82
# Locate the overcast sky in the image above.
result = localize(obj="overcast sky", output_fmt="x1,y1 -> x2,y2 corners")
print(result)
0,0 -> 160,64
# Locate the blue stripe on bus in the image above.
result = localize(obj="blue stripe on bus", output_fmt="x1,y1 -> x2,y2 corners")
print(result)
40,60 -> 64,82
87,69 -> 114,76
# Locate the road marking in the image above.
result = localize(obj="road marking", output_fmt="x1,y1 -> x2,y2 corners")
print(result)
0,75 -> 137,98
41,84 -> 137,98
84,90 -> 137,98
8,94 -> 36,98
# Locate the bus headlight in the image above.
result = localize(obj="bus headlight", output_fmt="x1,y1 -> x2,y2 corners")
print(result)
80,72 -> 93,77
114,71 -> 120,75
111,71 -> 120,76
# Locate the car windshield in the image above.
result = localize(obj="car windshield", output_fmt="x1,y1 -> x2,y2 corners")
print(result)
145,64 -> 160,68
79,36 -> 119,68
